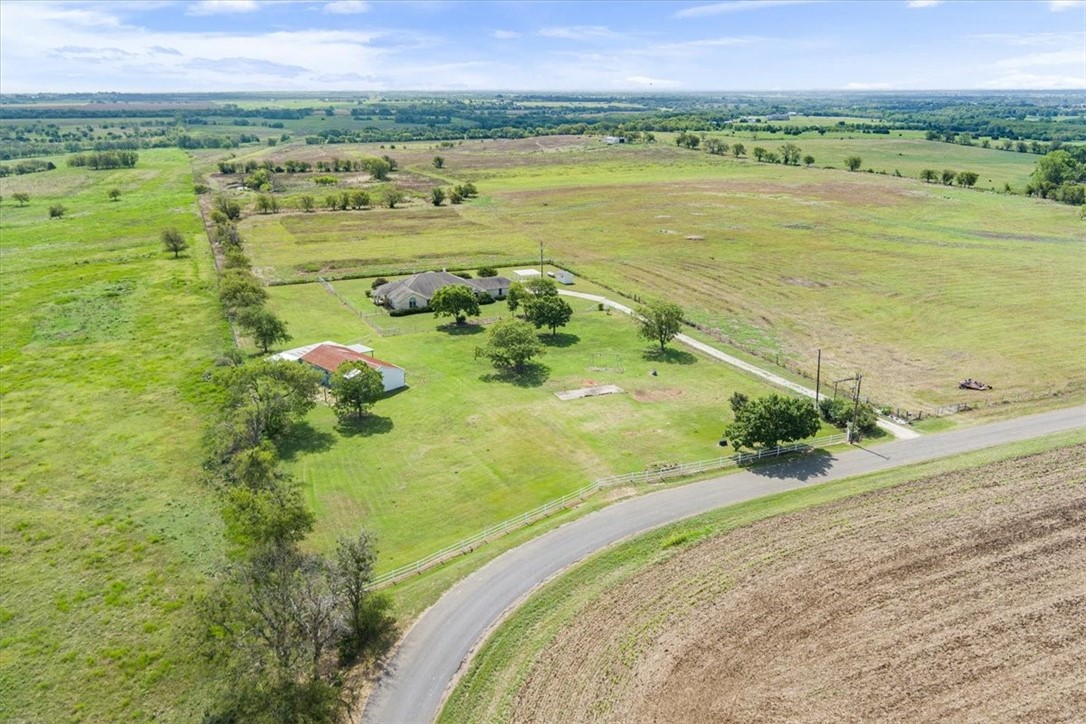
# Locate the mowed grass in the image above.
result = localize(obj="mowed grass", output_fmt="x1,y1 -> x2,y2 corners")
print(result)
439,428 -> 1086,724
0,150 -> 228,720
238,137 -> 1084,410
263,282 -> 834,570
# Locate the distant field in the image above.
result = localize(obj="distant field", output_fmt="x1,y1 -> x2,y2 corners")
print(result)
262,282 -> 835,569
441,433 -> 1086,723
0,150 -> 227,720
235,137 -> 1084,411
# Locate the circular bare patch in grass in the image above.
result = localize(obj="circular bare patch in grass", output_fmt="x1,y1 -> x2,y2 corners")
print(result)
631,387 -> 684,402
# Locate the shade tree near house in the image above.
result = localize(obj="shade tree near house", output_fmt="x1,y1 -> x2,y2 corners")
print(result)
506,281 -> 528,317
332,362 -> 385,422
475,318 -> 545,373
525,294 -> 573,337
430,284 -> 480,325
637,299 -> 684,351
723,393 -> 821,450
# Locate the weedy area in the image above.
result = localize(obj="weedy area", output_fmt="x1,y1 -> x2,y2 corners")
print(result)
0,149 -> 229,720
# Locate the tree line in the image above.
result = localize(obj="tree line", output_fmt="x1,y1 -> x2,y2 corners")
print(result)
67,150 -> 138,169
194,207 -> 395,721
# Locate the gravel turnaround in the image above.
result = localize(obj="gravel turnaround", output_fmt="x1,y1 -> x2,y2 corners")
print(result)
363,405 -> 1086,724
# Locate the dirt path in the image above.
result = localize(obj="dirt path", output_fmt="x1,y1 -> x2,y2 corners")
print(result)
558,289 -> 920,439
503,444 -> 1086,723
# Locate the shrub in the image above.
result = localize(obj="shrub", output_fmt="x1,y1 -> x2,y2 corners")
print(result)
389,305 -> 431,317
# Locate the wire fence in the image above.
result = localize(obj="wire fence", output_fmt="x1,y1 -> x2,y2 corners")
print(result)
318,276 -> 403,336
371,432 -> 848,588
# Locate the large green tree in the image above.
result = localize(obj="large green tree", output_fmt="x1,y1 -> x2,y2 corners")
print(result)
475,318 -> 545,373
525,294 -> 573,337
237,306 -> 292,353
724,394 -> 821,450
430,284 -> 480,325
637,299 -> 684,351
332,362 -> 384,421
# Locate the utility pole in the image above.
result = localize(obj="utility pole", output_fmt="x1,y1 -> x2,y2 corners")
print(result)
850,373 -> 864,443
815,349 -> 821,405
539,241 -> 544,276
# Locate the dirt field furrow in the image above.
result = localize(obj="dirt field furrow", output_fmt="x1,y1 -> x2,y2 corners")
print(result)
505,445 -> 1086,723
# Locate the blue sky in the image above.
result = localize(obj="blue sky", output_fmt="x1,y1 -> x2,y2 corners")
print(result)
1,1 -> 1083,93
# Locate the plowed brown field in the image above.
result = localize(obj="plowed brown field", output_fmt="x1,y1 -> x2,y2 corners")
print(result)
506,446 -> 1086,722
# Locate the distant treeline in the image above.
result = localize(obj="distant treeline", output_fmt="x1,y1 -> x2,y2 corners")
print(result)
2,91 -> 1084,159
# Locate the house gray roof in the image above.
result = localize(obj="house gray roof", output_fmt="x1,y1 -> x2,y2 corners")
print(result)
469,275 -> 511,292
373,271 -> 471,303
373,271 -> 511,303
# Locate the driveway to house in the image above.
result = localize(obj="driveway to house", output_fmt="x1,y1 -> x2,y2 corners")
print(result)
558,289 -> 919,439
363,405 -> 1085,724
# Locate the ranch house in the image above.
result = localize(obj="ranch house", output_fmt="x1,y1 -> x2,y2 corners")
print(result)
372,270 -> 510,311
272,341 -> 406,392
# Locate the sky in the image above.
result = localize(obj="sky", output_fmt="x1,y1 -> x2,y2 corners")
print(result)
0,0 -> 1083,93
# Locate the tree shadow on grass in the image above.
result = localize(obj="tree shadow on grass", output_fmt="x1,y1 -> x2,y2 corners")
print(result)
744,449 -> 836,481
437,322 -> 484,336
335,414 -> 394,438
479,362 -> 550,388
277,420 -> 336,461
541,332 -> 580,348
642,347 -> 697,365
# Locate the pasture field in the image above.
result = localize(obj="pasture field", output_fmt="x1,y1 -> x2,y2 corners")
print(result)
0,150 -> 227,720
440,430 -> 1086,723
234,136 -> 1084,412
262,281 -> 837,569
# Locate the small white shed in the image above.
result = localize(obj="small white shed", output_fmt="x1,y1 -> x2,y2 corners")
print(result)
514,269 -> 542,282
554,270 -> 575,285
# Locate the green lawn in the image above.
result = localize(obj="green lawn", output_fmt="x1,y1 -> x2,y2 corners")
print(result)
0,150 -> 228,721
264,282 -> 835,570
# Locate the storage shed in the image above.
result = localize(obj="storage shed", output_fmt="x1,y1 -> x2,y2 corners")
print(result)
514,269 -> 542,282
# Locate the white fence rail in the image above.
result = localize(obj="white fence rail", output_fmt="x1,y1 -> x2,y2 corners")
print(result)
371,432 -> 848,588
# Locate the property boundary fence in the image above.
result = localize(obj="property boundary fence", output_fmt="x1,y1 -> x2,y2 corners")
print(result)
318,276 -> 403,336
371,432 -> 848,588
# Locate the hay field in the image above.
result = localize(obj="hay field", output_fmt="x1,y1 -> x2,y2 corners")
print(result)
0,150 -> 228,720
442,438 -> 1086,723
236,137 -> 1084,411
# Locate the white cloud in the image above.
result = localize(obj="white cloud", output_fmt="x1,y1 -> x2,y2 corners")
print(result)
978,71 -> 1085,89
844,81 -> 893,90
993,48 -> 1086,69
675,1 -> 818,19
969,32 -> 1086,46
538,26 -> 622,41
186,1 -> 259,16
905,1 -> 941,7
1048,0 -> 1085,11
324,1 -> 370,14
492,30 -> 521,39
624,75 -> 680,88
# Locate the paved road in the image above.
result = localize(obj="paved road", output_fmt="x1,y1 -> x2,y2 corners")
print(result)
363,405 -> 1085,723
557,290 -> 919,439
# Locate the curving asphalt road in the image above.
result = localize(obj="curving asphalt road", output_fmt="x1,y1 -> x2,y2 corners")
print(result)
363,405 -> 1085,723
